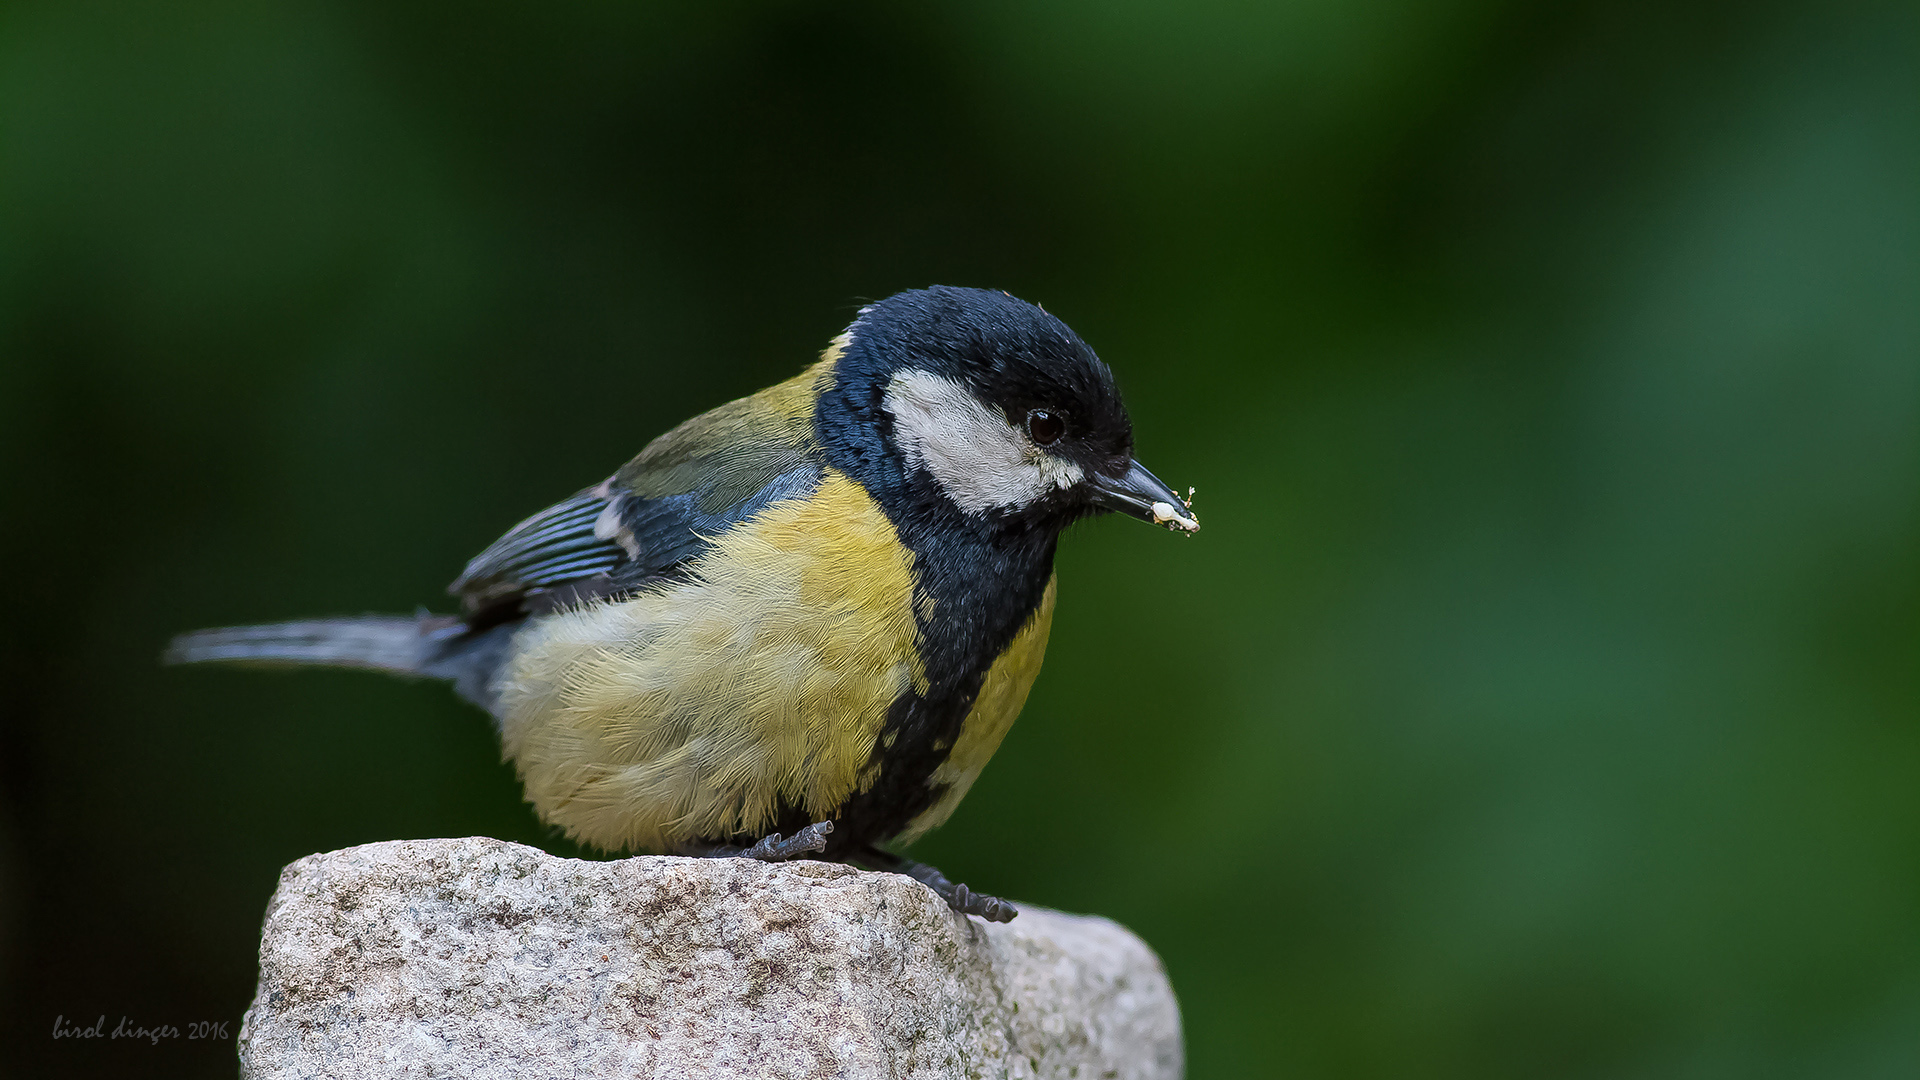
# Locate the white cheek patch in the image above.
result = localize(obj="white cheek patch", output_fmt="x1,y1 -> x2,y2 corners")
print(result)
883,369 -> 1085,514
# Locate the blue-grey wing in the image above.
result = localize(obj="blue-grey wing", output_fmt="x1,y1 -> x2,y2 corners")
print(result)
450,492 -> 623,619
448,464 -> 823,623
450,368 -> 829,624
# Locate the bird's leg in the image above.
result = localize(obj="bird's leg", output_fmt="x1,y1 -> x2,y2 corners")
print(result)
677,820 -> 833,862
854,845 -> 1018,923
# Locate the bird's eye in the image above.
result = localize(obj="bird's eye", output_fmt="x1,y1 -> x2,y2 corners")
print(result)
1027,409 -> 1065,446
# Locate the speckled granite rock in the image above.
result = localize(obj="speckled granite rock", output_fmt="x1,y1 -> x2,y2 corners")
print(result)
237,837 -> 1182,1079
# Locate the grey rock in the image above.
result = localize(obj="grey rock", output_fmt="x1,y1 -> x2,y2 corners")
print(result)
239,836 -> 1183,1079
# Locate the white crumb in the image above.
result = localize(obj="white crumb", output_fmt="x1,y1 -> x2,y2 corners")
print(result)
1150,500 -> 1201,533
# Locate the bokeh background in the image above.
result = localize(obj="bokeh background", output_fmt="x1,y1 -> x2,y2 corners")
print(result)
3,0 -> 1915,1076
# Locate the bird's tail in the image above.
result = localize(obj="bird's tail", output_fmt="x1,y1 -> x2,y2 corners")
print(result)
164,614 -> 517,718
163,616 -> 448,676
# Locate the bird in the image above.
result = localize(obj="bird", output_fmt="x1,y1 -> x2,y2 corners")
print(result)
167,285 -> 1198,922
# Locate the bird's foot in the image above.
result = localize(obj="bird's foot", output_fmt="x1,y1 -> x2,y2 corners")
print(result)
948,881 -> 1018,923
737,820 -> 834,862
893,857 -> 1019,922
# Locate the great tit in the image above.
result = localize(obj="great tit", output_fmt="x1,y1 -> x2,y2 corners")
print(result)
168,285 -> 1198,921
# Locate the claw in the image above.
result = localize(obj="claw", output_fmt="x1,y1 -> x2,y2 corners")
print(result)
739,820 -> 834,862
846,846 -> 1019,922
948,881 -> 1018,923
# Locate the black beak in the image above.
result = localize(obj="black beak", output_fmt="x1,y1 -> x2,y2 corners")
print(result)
1088,459 -> 1199,533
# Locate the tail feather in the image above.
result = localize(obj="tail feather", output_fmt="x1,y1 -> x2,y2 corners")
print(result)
163,616 -> 442,676
165,614 -> 518,720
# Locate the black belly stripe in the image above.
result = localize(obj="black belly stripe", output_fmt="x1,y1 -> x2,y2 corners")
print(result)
779,510 -> 1057,854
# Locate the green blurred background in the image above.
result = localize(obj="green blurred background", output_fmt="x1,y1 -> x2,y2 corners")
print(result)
2,0 -> 1915,1076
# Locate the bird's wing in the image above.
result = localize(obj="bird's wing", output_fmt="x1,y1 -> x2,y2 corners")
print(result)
448,491 -> 625,620
449,369 -> 827,623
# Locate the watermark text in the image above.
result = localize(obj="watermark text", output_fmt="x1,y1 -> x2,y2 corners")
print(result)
51,1014 -> 231,1045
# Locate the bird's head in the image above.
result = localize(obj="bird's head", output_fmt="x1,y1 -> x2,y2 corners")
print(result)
822,285 -> 1197,535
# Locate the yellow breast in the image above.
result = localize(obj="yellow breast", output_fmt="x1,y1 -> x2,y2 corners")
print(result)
493,469 -> 925,853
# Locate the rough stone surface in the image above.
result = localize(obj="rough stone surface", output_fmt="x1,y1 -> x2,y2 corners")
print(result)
238,837 -> 1182,1079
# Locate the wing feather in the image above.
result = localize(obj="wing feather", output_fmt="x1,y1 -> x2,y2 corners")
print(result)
450,493 -> 622,617
447,364 -> 831,623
